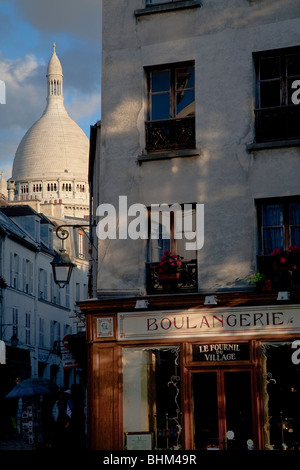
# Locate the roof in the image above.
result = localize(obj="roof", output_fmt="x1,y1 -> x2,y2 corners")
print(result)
0,210 -> 38,249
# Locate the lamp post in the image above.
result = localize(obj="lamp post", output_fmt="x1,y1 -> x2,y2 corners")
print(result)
51,223 -> 90,287
51,249 -> 76,288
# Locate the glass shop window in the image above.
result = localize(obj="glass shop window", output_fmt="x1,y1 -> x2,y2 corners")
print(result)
122,346 -> 181,450
261,341 -> 300,450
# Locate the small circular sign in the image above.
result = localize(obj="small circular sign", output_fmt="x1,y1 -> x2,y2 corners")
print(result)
226,430 -> 235,440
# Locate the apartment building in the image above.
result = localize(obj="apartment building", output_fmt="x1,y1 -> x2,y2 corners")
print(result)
80,0 -> 300,450
0,205 -> 88,395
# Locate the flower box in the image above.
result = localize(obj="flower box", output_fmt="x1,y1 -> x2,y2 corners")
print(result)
271,246 -> 300,270
158,272 -> 180,281
273,264 -> 298,271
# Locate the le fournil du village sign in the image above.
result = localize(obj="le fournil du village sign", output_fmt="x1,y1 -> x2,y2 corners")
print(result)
116,305 -> 299,341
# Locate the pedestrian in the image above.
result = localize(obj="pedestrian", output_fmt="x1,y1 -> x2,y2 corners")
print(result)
51,389 -> 74,448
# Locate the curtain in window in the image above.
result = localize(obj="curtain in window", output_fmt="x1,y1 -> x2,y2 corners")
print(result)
290,203 -> 300,246
150,219 -> 170,262
262,205 -> 283,254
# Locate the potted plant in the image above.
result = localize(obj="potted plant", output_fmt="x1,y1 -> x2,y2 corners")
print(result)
155,250 -> 183,281
249,271 -> 272,291
270,245 -> 300,270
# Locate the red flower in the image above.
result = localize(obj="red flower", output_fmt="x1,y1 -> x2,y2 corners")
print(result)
271,248 -> 281,256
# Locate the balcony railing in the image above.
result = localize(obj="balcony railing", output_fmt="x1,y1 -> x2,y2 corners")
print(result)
257,255 -> 300,291
145,117 -> 195,152
255,105 -> 300,143
146,259 -> 197,294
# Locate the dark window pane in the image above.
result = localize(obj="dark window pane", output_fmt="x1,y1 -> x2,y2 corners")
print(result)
176,67 -> 195,90
262,342 -> 300,450
260,81 -> 281,107
151,71 -> 170,93
260,57 -> 280,80
262,205 -> 284,254
290,203 -> 300,246
193,373 -> 219,450
263,228 -> 283,254
287,54 -> 300,76
176,90 -> 195,117
291,227 -> 300,246
290,203 -> 300,225
225,372 -> 253,451
151,93 -> 170,120
262,204 -> 283,226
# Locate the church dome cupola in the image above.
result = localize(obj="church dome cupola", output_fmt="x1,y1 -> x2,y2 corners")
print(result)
11,44 -> 89,215
47,43 -> 63,99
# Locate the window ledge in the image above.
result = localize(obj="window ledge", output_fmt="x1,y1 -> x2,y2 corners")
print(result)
246,138 -> 300,152
135,0 -> 202,17
138,148 -> 201,163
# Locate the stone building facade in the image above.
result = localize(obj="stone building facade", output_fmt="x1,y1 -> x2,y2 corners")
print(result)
81,0 -> 300,451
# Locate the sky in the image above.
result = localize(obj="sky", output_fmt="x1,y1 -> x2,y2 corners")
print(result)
0,0 -> 102,181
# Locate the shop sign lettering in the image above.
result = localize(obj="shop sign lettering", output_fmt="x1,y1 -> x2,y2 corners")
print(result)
118,306 -> 298,341
146,311 -> 283,331
192,343 -> 249,362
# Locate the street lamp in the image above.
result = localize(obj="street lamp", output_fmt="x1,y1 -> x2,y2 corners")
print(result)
51,223 -> 90,287
51,249 -> 76,288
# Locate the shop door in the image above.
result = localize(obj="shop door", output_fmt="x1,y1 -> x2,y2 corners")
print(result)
192,369 -> 255,450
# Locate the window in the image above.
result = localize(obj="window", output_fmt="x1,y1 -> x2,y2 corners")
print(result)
25,313 -> 31,345
65,284 -> 70,309
38,268 -> 48,300
12,307 -> 18,338
256,198 -> 300,291
254,47 -> 300,143
122,346 -> 181,450
146,62 -> 195,152
257,197 -> 300,255
39,318 -> 45,348
50,320 -> 61,350
146,203 -> 198,293
261,341 -> 300,450
23,259 -> 33,294
78,230 -> 84,259
148,203 -> 197,262
10,253 -> 20,289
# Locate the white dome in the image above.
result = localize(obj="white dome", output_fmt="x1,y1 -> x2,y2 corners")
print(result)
12,44 -> 89,182
12,101 -> 89,180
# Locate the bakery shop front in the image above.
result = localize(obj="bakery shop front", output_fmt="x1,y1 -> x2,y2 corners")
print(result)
80,293 -> 300,451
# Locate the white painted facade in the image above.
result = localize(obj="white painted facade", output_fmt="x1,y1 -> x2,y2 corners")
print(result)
0,206 -> 88,386
93,0 -> 300,297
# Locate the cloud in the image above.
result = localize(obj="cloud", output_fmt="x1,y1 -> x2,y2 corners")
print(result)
66,89 -> 101,122
0,53 -> 45,128
0,0 -> 102,177
15,0 -> 102,43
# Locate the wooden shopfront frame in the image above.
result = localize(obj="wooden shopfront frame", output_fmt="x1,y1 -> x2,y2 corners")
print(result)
183,339 -> 261,450
84,301 -> 300,450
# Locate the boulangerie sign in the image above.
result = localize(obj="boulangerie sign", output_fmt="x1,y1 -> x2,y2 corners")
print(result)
117,305 -> 299,340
